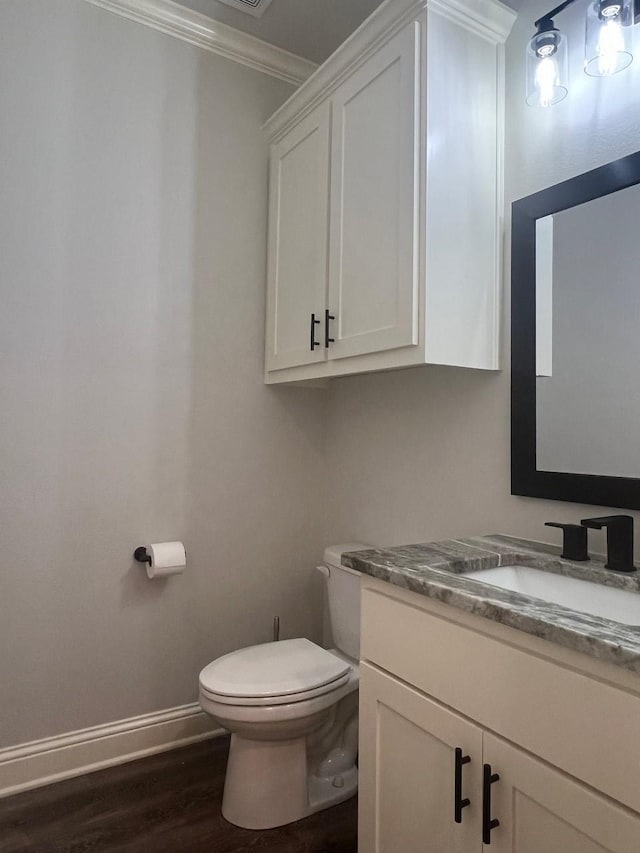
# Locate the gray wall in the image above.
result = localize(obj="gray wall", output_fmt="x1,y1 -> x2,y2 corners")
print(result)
5,0 -> 640,753
325,0 -> 640,553
537,186 -> 640,477
0,0 -> 327,748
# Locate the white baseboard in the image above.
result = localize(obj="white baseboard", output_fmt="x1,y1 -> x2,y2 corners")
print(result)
0,703 -> 224,799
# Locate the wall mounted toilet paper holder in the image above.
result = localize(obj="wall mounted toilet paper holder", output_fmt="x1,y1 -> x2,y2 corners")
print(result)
134,547 -> 152,566
134,542 -> 187,578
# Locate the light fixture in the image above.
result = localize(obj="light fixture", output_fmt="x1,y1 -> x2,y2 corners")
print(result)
526,0 -> 638,105
584,0 -> 633,76
526,19 -> 569,106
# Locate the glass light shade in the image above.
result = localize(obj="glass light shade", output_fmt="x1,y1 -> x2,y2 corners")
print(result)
584,0 -> 633,76
526,27 -> 569,107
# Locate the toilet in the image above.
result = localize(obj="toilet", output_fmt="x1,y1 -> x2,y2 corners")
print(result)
198,543 -> 368,830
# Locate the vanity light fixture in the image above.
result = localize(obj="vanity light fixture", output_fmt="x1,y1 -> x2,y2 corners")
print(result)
584,0 -> 633,76
526,18 -> 569,106
527,0 -> 638,105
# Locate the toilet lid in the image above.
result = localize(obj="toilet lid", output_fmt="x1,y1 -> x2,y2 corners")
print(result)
199,638 -> 351,700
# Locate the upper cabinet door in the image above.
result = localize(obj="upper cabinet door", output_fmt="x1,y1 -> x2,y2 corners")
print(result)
328,21 -> 421,361
483,734 -> 640,853
265,102 -> 330,371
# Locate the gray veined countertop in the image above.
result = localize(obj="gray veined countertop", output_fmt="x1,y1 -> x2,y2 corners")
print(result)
342,535 -> 640,673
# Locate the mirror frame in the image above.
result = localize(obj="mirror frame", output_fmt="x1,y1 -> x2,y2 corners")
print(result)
511,150 -> 640,510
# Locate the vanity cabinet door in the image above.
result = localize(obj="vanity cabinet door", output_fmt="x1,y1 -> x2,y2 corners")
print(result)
483,733 -> 640,853
359,662 -> 483,853
265,102 -> 330,372
327,20 -> 420,362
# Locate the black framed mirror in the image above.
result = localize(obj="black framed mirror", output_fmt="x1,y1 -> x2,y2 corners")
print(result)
511,150 -> 640,510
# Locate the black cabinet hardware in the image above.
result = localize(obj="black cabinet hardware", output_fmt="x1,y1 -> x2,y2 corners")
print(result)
580,515 -> 635,572
310,313 -> 321,351
482,763 -> 500,844
324,309 -> 335,348
544,522 -> 589,561
454,747 -> 471,823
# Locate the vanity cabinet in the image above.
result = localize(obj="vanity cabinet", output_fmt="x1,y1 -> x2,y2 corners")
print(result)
263,0 -> 516,384
359,578 -> 640,852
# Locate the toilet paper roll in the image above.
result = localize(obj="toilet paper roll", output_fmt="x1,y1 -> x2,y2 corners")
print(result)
146,542 -> 186,579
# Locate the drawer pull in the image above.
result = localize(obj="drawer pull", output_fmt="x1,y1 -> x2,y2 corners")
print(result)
454,747 -> 471,823
482,763 -> 500,844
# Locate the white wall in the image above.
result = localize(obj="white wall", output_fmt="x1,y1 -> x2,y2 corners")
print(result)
325,0 -> 640,552
0,0 -> 327,749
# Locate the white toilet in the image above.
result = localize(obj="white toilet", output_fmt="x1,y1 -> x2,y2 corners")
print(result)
198,543 -> 367,830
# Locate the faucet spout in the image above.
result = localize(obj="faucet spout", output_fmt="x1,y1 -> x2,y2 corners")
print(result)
580,515 -> 635,573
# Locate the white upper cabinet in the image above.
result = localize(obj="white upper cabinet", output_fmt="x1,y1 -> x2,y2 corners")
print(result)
328,22 -> 420,361
423,9 -> 504,370
264,0 -> 516,384
265,102 -> 330,371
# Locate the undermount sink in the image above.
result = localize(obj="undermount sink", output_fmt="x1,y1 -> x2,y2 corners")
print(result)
464,565 -> 640,626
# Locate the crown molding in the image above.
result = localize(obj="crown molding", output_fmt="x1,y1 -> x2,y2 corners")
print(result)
83,0 -> 317,86
430,0 -> 516,44
264,0 -> 516,140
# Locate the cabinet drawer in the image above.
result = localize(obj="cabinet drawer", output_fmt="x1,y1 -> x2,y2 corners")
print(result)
361,579 -> 640,814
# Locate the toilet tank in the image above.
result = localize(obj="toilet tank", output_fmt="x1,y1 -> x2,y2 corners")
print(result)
320,543 -> 370,661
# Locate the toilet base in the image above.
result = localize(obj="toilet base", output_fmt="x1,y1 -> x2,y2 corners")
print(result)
221,732 -> 358,830
308,764 -> 358,814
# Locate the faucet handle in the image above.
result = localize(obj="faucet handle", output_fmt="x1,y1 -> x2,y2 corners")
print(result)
545,522 -> 589,562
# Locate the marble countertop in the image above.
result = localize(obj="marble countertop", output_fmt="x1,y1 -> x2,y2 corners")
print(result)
342,535 -> 640,673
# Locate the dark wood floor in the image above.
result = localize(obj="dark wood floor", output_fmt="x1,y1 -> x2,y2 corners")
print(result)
0,737 -> 357,853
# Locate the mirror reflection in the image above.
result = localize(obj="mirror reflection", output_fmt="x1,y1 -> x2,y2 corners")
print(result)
535,182 -> 640,478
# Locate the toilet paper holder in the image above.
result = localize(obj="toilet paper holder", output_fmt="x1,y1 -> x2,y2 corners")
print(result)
133,546 -> 152,566
134,542 -> 187,579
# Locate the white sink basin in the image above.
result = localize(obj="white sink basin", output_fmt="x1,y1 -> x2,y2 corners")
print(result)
464,565 -> 640,626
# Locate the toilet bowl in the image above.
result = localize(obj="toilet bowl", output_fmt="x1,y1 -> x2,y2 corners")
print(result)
198,543 -> 368,830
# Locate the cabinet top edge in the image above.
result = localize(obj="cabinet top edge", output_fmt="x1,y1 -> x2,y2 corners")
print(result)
263,0 -> 516,140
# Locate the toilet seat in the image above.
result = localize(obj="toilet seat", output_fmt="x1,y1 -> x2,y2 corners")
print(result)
200,672 -> 352,706
199,638 -> 352,707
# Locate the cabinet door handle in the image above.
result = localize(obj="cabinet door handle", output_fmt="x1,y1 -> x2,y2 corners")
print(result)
324,309 -> 335,348
482,763 -> 500,844
310,313 -> 321,351
454,747 -> 471,823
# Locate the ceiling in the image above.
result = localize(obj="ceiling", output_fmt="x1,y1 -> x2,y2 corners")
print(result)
176,0 -> 522,65
176,0 -> 389,64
